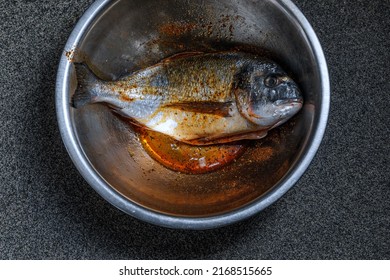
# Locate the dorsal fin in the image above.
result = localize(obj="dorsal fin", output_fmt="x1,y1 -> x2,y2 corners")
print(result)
160,51 -> 204,63
163,101 -> 233,117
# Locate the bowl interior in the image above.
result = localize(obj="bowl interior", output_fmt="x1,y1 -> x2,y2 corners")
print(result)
66,0 -> 323,217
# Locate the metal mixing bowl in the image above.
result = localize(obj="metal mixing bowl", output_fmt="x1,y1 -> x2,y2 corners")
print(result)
56,0 -> 329,229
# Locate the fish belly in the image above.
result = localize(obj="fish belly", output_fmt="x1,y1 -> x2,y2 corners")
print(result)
142,105 -> 256,144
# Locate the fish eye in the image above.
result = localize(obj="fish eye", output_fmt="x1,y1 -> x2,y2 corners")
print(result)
264,74 -> 279,88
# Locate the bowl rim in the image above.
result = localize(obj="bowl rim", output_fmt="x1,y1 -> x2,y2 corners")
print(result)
55,0 -> 330,230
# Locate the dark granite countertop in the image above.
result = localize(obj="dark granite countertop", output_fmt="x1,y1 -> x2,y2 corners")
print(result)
0,0 -> 388,259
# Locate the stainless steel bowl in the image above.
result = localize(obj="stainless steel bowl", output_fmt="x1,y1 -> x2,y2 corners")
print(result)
56,0 -> 329,229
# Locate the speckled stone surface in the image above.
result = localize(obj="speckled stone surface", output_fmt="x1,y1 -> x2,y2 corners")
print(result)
0,0 -> 389,259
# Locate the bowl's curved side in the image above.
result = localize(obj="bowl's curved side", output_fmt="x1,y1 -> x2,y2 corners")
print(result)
56,0 -> 329,230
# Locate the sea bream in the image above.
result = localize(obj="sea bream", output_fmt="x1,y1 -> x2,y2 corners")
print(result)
71,52 -> 303,145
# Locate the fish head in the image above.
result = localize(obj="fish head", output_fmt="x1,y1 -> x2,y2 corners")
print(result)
235,61 -> 303,128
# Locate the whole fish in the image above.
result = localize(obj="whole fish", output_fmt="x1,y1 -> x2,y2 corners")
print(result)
72,52 -> 303,145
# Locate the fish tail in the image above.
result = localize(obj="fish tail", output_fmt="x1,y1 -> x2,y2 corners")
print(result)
71,63 -> 99,108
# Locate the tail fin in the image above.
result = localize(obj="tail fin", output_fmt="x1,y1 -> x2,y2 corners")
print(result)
71,63 -> 99,108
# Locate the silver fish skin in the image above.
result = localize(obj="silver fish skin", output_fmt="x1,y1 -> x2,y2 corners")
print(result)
71,52 -> 303,145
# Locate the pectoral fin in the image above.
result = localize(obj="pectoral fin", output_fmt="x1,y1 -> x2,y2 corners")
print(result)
163,101 -> 233,117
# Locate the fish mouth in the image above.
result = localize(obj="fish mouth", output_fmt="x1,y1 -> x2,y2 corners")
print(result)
274,98 -> 303,107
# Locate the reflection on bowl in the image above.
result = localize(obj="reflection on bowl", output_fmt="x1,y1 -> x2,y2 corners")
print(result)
56,0 -> 329,229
